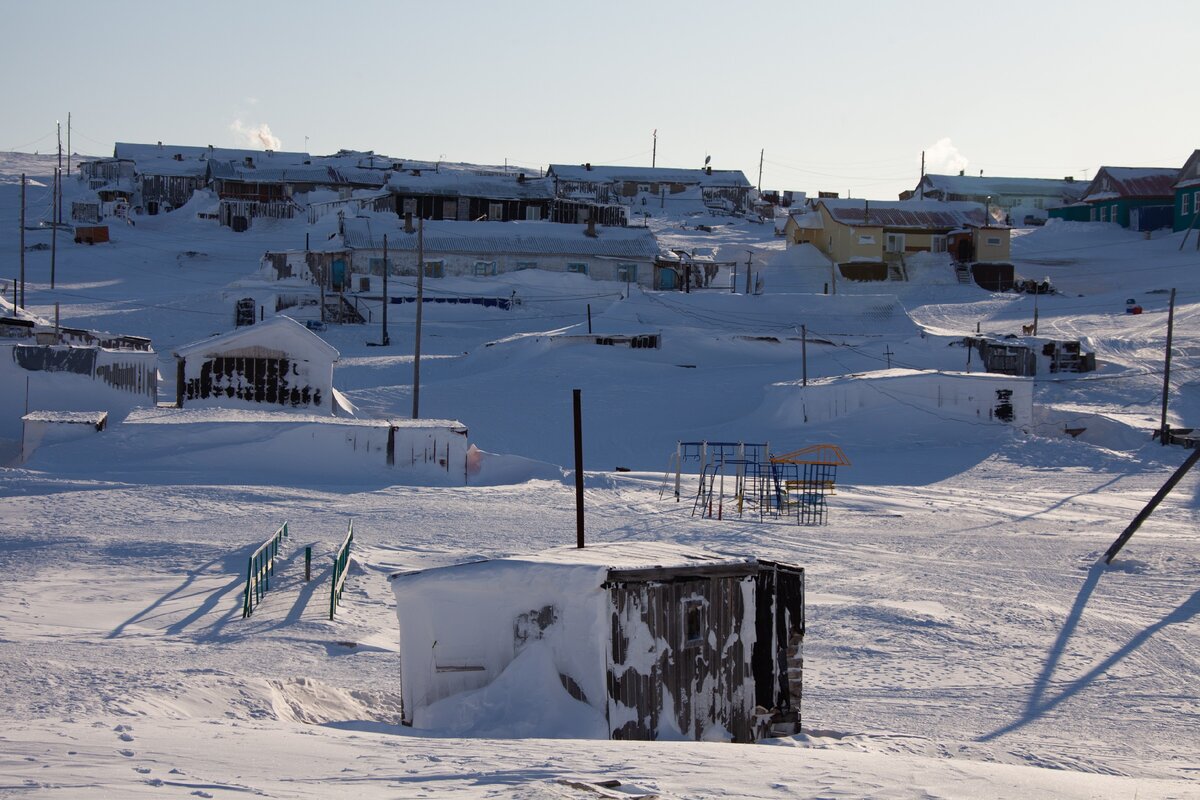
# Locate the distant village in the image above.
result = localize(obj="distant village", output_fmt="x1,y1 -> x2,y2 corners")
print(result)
4,140 -> 1199,465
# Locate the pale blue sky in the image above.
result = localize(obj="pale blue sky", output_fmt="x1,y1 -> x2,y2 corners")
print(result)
2,0 -> 1195,198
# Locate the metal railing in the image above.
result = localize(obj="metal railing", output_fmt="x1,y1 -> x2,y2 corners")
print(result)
242,522 -> 288,618
329,520 -> 354,620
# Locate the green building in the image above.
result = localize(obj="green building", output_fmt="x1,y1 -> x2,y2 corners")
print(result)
1078,166 -> 1177,231
1173,150 -> 1200,233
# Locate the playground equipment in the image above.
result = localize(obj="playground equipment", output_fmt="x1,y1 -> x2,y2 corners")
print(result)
665,441 -> 850,525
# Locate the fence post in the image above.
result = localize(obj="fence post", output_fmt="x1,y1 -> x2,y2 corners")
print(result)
305,547 -> 311,582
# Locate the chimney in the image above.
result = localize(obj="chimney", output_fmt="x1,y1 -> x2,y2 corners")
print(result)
864,199 -> 869,223
404,212 -> 414,234
1065,176 -> 1074,182
959,169 -> 964,176
157,141 -> 162,148
706,165 -> 712,176
244,156 -> 254,167
585,162 -> 592,171
173,153 -> 182,161
517,172 -> 525,183
979,170 -> 984,177
585,215 -> 597,237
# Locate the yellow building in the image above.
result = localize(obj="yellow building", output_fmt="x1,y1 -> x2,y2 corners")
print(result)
784,199 -> 1012,287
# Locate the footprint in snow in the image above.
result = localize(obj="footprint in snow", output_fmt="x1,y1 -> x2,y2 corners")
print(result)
191,792 -> 213,799
118,749 -> 135,758
134,767 -> 151,774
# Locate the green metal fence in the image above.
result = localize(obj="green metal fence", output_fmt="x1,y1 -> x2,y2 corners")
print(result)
242,522 -> 289,618
329,520 -> 354,620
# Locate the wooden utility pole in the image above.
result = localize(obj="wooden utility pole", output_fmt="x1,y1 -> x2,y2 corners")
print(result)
1104,447 -> 1200,564
652,129 -> 657,168
19,174 -> 25,308
1160,287 -> 1177,445
573,388 -> 585,548
50,168 -> 59,289
1032,287 -> 1039,336
919,150 -> 925,199
745,250 -> 753,294
757,148 -> 764,193
67,112 -> 71,178
411,217 -> 425,419
801,324 -> 808,387
381,234 -> 390,346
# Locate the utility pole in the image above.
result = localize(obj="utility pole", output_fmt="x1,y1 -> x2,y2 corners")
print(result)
19,174 -> 25,308
885,345 -> 894,368
411,216 -> 425,419
801,324 -> 808,387
745,250 -> 753,295
381,234 -> 390,346
67,112 -> 71,178
50,168 -> 59,289
1160,287 -> 1177,445
652,129 -> 657,168
919,150 -> 925,199
573,388 -> 585,549
1032,286 -> 1039,335
757,148 -> 764,193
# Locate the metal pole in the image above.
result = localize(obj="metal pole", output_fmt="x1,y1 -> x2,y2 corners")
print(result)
802,324 -> 808,387
1160,287 -> 1177,445
587,303 -> 592,334
381,234 -> 390,346
412,217 -> 425,418
757,148 -> 764,193
745,251 -> 753,295
67,112 -> 71,179
573,388 -> 585,548
19,174 -> 25,308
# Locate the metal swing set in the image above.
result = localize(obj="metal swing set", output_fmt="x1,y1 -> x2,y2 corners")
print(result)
662,441 -> 850,525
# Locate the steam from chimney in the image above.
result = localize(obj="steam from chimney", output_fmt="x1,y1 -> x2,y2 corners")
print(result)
230,119 -> 282,150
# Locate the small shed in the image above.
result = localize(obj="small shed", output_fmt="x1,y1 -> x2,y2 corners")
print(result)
390,542 -> 805,743
172,316 -> 339,412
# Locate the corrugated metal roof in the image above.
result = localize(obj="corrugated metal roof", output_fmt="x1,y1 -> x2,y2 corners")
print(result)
341,219 -> 660,258
388,172 -> 554,200
920,173 -> 1086,202
114,142 -> 310,164
209,161 -> 344,184
548,164 -> 752,188
820,199 -> 988,229
1083,167 -> 1178,202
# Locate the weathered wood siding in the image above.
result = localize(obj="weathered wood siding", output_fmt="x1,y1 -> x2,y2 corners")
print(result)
607,572 -> 757,743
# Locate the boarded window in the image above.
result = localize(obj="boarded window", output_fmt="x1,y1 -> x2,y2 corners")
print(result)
567,262 -> 589,275
473,260 -> 496,276
423,260 -> 445,278
683,599 -> 704,646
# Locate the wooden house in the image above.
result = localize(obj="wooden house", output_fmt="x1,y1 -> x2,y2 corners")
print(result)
783,199 -> 1010,285
547,164 -> 754,212
388,170 -> 555,222
335,217 -> 661,288
1172,150 -> 1200,233
1069,166 -> 1177,230
171,316 -> 341,413
389,542 -> 805,743
908,173 -> 1085,223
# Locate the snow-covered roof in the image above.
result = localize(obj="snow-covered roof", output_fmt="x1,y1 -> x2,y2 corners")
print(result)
1082,167 -> 1178,202
208,161 -> 344,184
22,410 -> 108,425
918,173 -> 1086,202
818,198 -> 992,229
387,171 -> 554,200
122,406 -> 465,431
1173,150 -> 1200,190
548,164 -> 752,188
392,542 -> 757,585
339,218 -> 661,259
786,210 -> 824,229
172,316 -> 340,363
114,142 -> 310,165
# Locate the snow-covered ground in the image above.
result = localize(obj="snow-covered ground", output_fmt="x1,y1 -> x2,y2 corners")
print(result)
2,153 -> 1198,798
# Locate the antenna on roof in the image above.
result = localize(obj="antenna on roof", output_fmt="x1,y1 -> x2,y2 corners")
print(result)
704,155 -> 711,167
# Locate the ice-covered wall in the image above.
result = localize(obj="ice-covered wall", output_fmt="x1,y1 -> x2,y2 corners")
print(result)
391,560 -> 613,727
768,368 -> 1033,427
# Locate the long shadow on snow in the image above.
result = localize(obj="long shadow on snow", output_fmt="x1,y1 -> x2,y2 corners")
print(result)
979,562 -> 1200,741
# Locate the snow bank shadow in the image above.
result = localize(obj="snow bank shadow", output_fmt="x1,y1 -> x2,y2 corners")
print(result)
980,562 -> 1200,741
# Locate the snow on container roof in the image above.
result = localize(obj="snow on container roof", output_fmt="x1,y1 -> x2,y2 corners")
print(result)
208,161 -> 343,184
172,316 -> 339,363
1082,167 -> 1179,202
340,218 -> 661,259
22,410 -> 108,426
548,164 -> 752,188
819,198 -> 991,229
114,142 -> 311,165
392,541 -> 756,586
920,173 -> 1086,200
387,171 -> 555,200
122,406 -> 466,431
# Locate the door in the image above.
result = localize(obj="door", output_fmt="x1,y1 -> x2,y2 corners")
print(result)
659,268 -> 676,290
885,232 -> 905,253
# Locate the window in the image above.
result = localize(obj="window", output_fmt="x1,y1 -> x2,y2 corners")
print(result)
473,260 -> 496,276
1111,205 -> 1119,223
857,234 -> 876,245
931,235 -> 947,253
368,257 -> 393,276
524,206 -> 541,221
986,236 -> 1002,246
402,198 -> 417,214
566,262 -> 589,275
515,261 -> 537,271
617,263 -> 638,283
1194,191 -> 1199,214
488,202 -> 504,221
1185,193 -> 1192,216
683,599 -> 704,647
423,260 -> 444,278
1091,207 -> 1098,221
637,183 -> 651,193
1100,207 -> 1108,222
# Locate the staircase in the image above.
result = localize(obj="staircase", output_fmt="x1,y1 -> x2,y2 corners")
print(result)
885,252 -> 908,282
955,263 -> 973,284
324,295 -> 365,324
